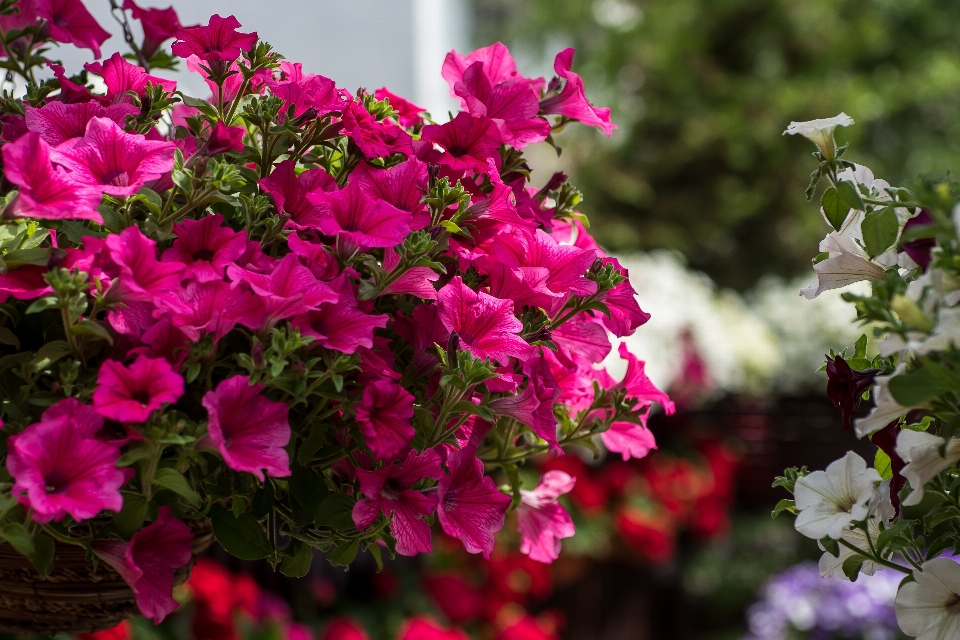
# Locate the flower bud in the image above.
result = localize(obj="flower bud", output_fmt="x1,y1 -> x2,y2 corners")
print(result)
891,294 -> 934,332
783,113 -> 854,161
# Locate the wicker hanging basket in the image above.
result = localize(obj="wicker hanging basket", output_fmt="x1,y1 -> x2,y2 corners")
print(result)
0,518 -> 214,635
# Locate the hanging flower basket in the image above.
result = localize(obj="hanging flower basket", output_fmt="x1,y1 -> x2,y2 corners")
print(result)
0,517 -> 213,634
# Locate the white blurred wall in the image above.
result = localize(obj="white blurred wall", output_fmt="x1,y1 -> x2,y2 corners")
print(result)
52,0 -> 468,118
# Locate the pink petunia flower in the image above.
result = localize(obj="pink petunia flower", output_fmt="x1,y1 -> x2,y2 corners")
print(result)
442,42 -> 539,96
265,62 -> 346,120
36,0 -> 111,59
0,265 -> 52,303
259,160 -> 337,229
489,354 -> 561,453
352,449 -> 443,556
321,618 -> 370,640
352,158 -> 430,230
594,258 -> 650,337
601,421 -> 657,461
86,53 -> 177,105
454,61 -> 550,149
397,617 -> 470,640
287,231 -> 339,280
204,120 -> 245,154
420,112 -> 502,174
493,228 -> 598,298
47,61 -> 95,104
172,14 -> 257,63
165,279 -> 262,342
539,48 -> 616,136
615,343 -> 675,414
51,117 -> 177,196
378,248 -> 439,299
2,131 -> 103,222
437,276 -> 534,365
551,313 -> 611,363
437,446 -> 511,558
161,213 -> 248,283
393,303 -> 448,376
308,180 -> 413,250
25,101 -> 138,147
122,0 -> 183,60
227,253 -> 338,329
92,507 -> 192,624
93,355 -> 184,423
292,274 -> 389,354
199,375 -> 291,480
374,87 -> 425,128
7,399 -> 125,523
105,226 -> 185,305
341,100 -> 413,159
517,470 -> 576,563
356,380 -> 415,461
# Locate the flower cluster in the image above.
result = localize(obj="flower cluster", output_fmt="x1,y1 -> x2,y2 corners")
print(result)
775,114 -> 960,639
0,0 -> 665,629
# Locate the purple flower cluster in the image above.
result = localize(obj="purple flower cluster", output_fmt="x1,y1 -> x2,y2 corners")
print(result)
744,563 -> 902,640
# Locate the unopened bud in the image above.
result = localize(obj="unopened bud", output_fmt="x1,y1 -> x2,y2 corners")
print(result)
891,294 -> 934,332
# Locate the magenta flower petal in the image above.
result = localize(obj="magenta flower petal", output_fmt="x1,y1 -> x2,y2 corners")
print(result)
420,113 -> 502,174
379,248 -> 439,299
492,228 -> 598,298
227,253 -> 338,328
25,101 -> 137,147
517,470 -> 576,563
166,279 -> 262,342
105,226 -> 185,304
601,421 -> 657,461
172,14 -> 257,63
265,63 -> 346,120
374,87 -> 425,128
2,131 -> 103,222
308,180 -> 413,250
51,117 -> 177,196
205,120 -> 245,154
616,343 -> 675,414
259,159 -> 337,229
442,42 -> 533,96
93,356 -> 184,423
454,61 -> 550,149
36,0 -> 111,58
352,158 -> 429,230
437,447 -> 511,558
341,100 -> 413,159
87,53 -> 177,104
7,401 -> 124,523
93,507 -> 192,624
356,380 -> 415,461
352,450 -> 443,556
437,276 -> 534,365
594,258 -> 650,337
161,213 -> 247,283
201,375 -> 291,481
539,48 -> 616,136
122,0 -> 183,60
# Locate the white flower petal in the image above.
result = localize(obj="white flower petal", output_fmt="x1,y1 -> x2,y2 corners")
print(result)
897,429 -> 960,506
794,452 -> 881,539
896,558 -> 960,639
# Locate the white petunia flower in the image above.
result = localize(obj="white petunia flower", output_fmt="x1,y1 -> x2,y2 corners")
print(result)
800,232 -> 887,300
895,558 -> 960,640
784,113 -> 855,160
794,451 -> 882,540
818,519 -> 885,579
854,365 -> 913,438
897,429 -> 960,507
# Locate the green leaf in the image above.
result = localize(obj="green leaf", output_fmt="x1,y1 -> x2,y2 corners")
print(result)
211,510 -> 271,560
113,493 -> 150,539
29,340 -> 72,372
326,539 -> 358,567
842,555 -> 865,581
71,319 -> 114,345
861,206 -> 899,258
2,522 -> 34,558
889,366 -> 952,406
289,462 -> 327,526
24,296 -> 59,315
32,535 -> 54,579
152,468 -> 201,508
821,186 -> 850,231
820,536 -> 840,558
771,499 -> 797,519
367,542 -> 383,572
115,447 -> 152,467
179,94 -> 220,119
877,521 -> 914,553
874,449 -> 892,480
279,540 -> 313,578
837,180 -> 865,211
297,426 -> 326,466
0,326 -> 19,349
2,248 -> 51,267
315,493 -> 356,530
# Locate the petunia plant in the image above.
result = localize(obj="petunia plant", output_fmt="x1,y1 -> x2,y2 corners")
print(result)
0,0 -> 669,628
776,113 -> 960,639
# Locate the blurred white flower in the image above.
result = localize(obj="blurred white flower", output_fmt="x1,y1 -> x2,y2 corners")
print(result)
895,558 -> 960,640
794,451 -> 881,540
897,429 -> 960,507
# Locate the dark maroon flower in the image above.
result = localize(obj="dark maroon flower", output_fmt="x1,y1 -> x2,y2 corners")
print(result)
901,210 -> 936,272
871,421 -> 906,515
826,355 -> 878,431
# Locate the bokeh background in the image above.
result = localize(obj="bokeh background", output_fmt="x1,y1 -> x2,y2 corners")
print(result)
29,1 -> 960,639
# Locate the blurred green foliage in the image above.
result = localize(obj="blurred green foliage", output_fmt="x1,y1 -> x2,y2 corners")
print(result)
472,0 -> 960,289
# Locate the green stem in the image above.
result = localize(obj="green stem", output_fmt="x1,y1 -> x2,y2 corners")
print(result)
837,538 -> 911,574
